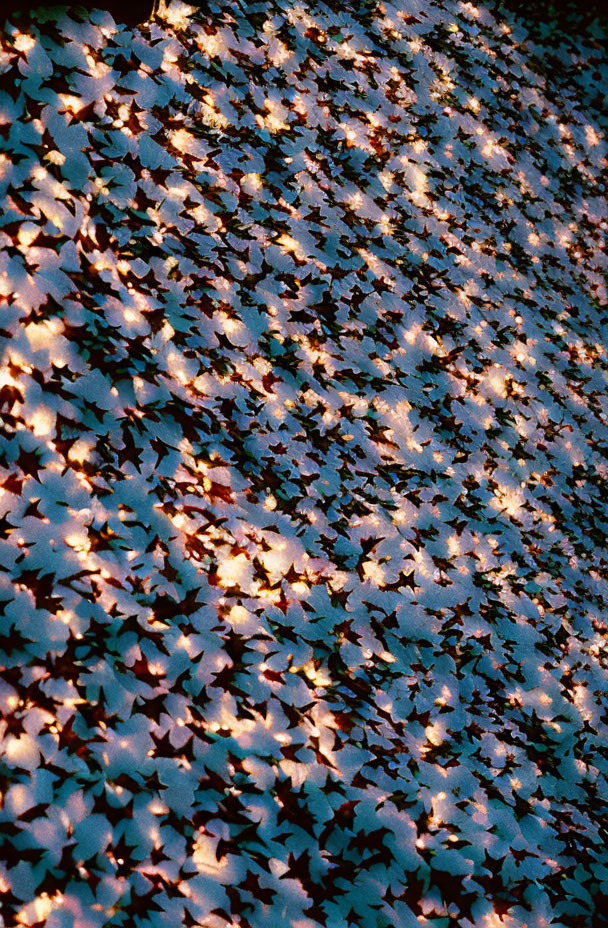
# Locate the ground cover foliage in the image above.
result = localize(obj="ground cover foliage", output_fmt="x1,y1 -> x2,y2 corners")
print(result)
0,1 -> 607,926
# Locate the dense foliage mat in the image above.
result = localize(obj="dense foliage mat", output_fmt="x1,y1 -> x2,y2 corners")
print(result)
0,1 -> 607,926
